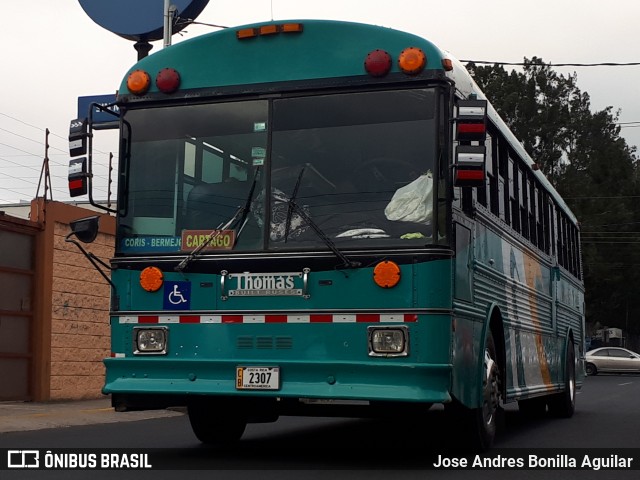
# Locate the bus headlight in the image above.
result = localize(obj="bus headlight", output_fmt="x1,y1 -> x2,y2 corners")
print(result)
368,326 -> 409,357
134,327 -> 168,355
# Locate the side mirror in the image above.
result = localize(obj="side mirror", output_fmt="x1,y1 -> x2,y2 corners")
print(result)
69,216 -> 100,243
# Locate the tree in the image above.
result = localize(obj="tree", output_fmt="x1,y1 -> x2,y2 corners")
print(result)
467,58 -> 640,334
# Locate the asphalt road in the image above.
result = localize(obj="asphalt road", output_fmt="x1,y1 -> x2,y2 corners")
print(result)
1,374 -> 639,479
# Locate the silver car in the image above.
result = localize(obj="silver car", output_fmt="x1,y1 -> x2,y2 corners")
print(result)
585,347 -> 640,375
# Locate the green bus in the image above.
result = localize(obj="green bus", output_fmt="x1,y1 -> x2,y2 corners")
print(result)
69,19 -> 585,451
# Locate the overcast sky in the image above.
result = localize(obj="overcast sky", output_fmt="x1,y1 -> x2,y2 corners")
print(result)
1,0 -> 639,205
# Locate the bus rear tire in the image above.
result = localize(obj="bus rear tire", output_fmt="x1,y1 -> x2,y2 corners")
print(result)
518,396 -> 547,418
548,341 -> 576,418
188,397 -> 247,446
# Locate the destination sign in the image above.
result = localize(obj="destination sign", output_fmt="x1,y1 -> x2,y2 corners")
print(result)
181,230 -> 235,251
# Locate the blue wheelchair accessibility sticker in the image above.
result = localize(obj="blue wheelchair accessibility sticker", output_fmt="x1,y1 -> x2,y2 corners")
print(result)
163,281 -> 191,310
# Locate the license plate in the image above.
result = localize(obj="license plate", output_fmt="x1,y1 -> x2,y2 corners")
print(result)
236,366 -> 280,390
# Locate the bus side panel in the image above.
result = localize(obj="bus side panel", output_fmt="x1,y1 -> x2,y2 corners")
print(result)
473,220 -> 578,402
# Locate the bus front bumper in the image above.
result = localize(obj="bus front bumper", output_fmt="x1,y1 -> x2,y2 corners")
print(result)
103,357 -> 452,406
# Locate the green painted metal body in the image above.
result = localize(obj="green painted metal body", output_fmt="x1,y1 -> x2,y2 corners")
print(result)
105,260 -> 455,403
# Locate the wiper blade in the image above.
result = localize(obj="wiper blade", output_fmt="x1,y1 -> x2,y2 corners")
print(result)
284,166 -> 305,242
286,198 -> 361,269
234,167 -> 261,243
175,168 -> 261,272
174,206 -> 243,272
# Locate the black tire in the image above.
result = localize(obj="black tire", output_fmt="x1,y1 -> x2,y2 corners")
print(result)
518,396 -> 547,418
586,362 -> 598,376
475,332 -> 501,450
548,341 -> 576,418
446,331 -> 501,452
187,397 -> 247,446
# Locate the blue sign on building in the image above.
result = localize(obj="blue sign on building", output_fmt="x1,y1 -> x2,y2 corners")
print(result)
77,94 -> 120,129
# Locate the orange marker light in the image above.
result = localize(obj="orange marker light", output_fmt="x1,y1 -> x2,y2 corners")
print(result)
140,266 -> 164,292
237,23 -> 303,40
398,47 -> 426,75
373,261 -> 401,288
259,24 -> 279,35
281,23 -> 303,33
127,70 -> 151,95
236,27 -> 259,39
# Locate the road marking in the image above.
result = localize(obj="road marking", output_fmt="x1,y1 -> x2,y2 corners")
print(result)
618,382 -> 633,386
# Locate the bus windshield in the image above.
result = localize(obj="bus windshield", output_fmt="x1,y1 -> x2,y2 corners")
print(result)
117,88 -> 440,254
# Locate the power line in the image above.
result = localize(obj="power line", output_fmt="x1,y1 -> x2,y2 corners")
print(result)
0,111 -> 119,202
461,60 -> 640,67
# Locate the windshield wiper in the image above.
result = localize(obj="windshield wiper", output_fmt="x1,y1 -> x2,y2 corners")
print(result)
281,166 -> 359,268
284,166 -> 305,242
285,198 -> 361,269
175,206 -> 242,272
175,168 -> 261,272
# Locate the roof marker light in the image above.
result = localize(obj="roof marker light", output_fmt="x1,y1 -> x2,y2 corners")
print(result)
281,23 -> 303,33
237,27 -> 259,39
398,47 -> 426,75
127,70 -> 151,95
260,24 -> 279,35
237,23 -> 303,40
364,49 -> 392,77
156,68 -> 181,94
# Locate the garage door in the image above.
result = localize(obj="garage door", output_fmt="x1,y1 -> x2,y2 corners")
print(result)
0,229 -> 34,400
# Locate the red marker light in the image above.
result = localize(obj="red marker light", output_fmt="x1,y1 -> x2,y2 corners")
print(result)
458,123 -> 486,136
156,68 -> 180,94
364,49 -> 392,77
456,169 -> 485,181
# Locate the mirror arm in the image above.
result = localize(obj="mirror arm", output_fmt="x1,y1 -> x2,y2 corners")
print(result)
65,232 -> 115,290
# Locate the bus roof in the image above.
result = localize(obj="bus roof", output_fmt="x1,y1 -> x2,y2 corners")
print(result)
117,19 -> 577,226
118,19 -> 447,95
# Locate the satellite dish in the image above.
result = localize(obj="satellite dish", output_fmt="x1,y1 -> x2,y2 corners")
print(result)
79,0 -> 210,42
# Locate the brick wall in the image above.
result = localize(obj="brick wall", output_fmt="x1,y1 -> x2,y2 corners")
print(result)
29,199 -> 115,401
49,222 -> 114,400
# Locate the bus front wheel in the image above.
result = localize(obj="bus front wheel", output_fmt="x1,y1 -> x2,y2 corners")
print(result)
447,331 -> 501,451
474,332 -> 501,449
188,397 -> 247,446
